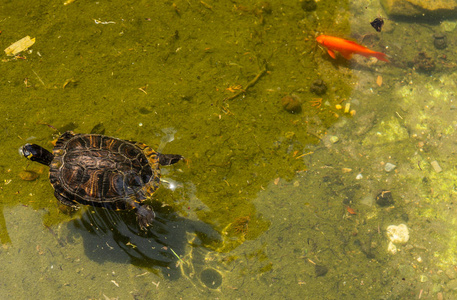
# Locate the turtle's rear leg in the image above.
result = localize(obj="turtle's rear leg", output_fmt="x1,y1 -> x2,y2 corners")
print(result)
136,204 -> 155,230
54,191 -> 80,215
54,190 -> 79,208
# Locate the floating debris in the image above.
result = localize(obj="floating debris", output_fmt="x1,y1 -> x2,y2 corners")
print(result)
4,36 -> 36,56
376,75 -> 383,87
346,206 -> 356,215
62,78 -> 78,89
110,280 -> 119,287
93,19 -> 116,25
170,247 -> 184,264
224,65 -> 267,101
344,103 -> 350,113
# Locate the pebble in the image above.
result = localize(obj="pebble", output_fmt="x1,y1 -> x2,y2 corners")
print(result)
329,135 -> 339,143
387,241 -> 397,255
433,33 -> 447,49
384,162 -> 396,172
376,190 -> 394,206
386,224 -> 410,255
431,160 -> 442,173
386,224 -> 409,244
281,95 -> 301,113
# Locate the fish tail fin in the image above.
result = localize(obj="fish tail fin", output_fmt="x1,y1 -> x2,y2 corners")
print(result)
373,51 -> 389,63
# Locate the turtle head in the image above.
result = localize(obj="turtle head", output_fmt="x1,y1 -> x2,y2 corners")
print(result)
158,153 -> 184,166
20,143 -> 54,166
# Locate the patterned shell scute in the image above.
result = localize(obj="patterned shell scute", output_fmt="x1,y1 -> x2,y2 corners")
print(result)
49,133 -> 161,207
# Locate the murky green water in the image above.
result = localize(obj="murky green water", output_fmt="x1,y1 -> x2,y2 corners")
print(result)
2,0 -> 457,299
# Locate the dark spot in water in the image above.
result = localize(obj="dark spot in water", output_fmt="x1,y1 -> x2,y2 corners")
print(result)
315,264 -> 328,277
376,190 -> 394,207
200,268 -> 222,289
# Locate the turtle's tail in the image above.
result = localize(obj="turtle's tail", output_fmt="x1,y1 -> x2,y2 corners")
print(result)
136,205 -> 155,230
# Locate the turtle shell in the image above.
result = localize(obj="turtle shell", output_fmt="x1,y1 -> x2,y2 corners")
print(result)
49,131 -> 161,211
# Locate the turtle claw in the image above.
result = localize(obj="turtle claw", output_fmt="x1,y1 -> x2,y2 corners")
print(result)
136,205 -> 155,230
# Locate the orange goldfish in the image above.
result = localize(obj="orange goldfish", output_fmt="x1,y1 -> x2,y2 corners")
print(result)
316,35 -> 389,62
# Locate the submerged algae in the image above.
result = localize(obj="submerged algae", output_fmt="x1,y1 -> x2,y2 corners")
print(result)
5,0 -> 354,252
0,0 -> 361,298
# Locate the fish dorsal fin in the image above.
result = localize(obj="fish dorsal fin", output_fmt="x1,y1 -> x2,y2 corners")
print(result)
345,40 -> 367,49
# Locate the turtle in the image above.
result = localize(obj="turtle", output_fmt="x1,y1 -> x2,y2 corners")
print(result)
20,131 -> 183,229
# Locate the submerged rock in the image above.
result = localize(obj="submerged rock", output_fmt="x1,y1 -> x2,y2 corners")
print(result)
310,79 -> 327,96
433,33 -> 447,49
386,224 -> 410,255
281,95 -> 302,113
376,190 -> 394,206
386,224 -> 410,244
381,0 -> 457,18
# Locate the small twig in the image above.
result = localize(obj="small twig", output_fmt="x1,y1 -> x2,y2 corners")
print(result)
224,65 -> 267,101
170,247 -> 184,264
32,69 -> 45,86
200,1 -> 213,11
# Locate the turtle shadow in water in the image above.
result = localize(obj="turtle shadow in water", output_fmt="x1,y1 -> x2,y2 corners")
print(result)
66,202 -> 221,280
